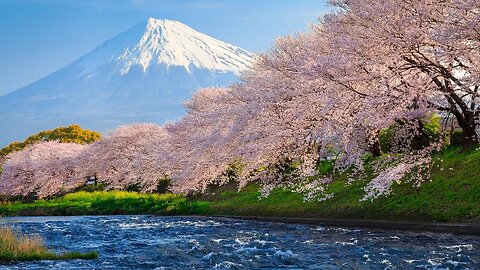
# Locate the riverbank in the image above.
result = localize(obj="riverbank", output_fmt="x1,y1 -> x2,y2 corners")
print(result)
209,215 -> 480,235
0,147 -> 478,234
195,147 -> 480,223
0,191 -> 205,216
0,227 -> 97,262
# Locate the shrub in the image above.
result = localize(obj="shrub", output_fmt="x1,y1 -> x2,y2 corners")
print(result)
0,227 -> 98,262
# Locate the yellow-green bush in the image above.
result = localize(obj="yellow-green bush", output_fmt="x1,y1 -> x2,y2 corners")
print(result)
0,124 -> 101,157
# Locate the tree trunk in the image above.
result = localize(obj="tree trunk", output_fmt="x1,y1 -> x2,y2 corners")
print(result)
451,110 -> 479,148
369,136 -> 382,157
459,121 -> 478,148
410,120 -> 426,150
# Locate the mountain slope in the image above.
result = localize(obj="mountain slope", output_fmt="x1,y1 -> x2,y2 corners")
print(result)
0,18 -> 254,146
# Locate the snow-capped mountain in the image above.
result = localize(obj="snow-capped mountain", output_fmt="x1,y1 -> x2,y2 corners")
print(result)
0,18 -> 255,146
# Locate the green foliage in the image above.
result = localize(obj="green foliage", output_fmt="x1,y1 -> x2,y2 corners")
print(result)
0,157 -> 5,176
316,160 -> 334,176
379,126 -> 395,153
361,152 -> 375,164
423,114 -> 442,139
0,124 -> 101,157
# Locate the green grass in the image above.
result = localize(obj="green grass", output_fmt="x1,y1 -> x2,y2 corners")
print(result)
0,191 -> 203,216
193,147 -> 480,223
0,227 -> 98,262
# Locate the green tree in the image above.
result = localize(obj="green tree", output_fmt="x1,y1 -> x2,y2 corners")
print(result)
0,125 -> 101,157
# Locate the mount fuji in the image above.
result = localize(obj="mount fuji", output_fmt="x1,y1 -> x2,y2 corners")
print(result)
0,18 -> 255,146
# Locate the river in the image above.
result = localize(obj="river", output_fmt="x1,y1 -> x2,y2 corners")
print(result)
0,215 -> 478,269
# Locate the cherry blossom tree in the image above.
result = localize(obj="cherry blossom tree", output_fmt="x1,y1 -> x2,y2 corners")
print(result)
231,0 -> 479,198
2,0 -> 478,201
0,141 -> 88,198
80,123 -> 169,192
326,0 -> 480,146
162,87 -> 248,193
0,124 -> 171,198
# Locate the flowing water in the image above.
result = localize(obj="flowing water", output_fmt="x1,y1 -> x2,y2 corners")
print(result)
0,215 -> 478,269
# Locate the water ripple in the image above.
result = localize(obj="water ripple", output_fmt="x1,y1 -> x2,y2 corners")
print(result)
0,215 -> 478,269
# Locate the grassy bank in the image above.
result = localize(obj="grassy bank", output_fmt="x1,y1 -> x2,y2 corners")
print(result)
0,147 -> 478,223
0,227 -> 97,262
194,147 -> 480,223
0,191 -> 205,216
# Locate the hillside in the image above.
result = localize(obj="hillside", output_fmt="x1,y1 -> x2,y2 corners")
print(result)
195,147 -> 480,223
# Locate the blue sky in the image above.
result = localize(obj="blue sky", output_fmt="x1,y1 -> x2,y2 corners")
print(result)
0,0 -> 332,95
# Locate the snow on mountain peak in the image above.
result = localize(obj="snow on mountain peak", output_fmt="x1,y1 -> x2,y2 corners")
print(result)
0,18 -> 255,146
76,17 -> 255,76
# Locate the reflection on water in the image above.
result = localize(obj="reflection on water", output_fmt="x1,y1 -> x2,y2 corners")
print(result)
0,215 -> 478,269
